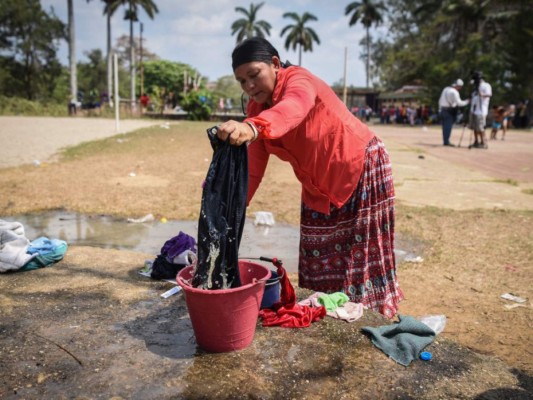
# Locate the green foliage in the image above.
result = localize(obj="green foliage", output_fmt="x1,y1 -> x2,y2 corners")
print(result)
0,0 -> 66,101
180,90 -> 212,121
77,49 -> 107,102
231,2 -> 272,43
142,60 -> 199,98
345,0 -> 386,29
345,0 -> 387,87
212,75 -> 242,109
0,95 -> 68,116
107,0 -> 159,20
373,0 -> 533,106
280,12 -> 320,66
107,0 -> 160,101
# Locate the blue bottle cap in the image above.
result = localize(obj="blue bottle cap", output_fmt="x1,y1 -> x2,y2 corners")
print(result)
420,351 -> 432,361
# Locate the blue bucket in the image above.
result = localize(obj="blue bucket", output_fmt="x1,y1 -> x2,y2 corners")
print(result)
260,270 -> 282,309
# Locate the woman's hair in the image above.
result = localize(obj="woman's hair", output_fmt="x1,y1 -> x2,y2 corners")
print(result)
232,37 -> 290,70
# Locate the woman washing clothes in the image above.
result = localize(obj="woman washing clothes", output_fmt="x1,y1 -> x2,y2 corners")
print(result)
216,37 -> 403,318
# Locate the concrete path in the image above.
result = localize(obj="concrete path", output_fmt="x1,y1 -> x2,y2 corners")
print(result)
376,124 -> 533,210
0,116 -> 157,168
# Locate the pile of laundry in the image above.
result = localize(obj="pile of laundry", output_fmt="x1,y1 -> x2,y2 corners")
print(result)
257,261 -> 440,366
0,219 -> 68,273
144,231 -> 197,280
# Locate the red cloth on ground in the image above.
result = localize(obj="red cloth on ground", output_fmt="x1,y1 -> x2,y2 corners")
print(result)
259,264 -> 326,328
277,263 -> 296,308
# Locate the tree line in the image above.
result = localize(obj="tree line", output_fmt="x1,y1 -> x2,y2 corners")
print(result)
0,0 -> 531,115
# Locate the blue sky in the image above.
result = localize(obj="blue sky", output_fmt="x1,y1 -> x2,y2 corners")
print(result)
41,0 -> 385,87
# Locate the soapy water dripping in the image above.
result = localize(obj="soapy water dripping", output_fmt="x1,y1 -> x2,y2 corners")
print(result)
200,222 -> 234,290
205,241 -> 220,289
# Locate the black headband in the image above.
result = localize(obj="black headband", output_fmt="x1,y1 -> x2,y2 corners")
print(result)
232,37 -> 280,71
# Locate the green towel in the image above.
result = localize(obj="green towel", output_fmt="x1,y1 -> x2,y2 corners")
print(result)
361,315 -> 436,366
20,241 -> 68,272
317,292 -> 350,312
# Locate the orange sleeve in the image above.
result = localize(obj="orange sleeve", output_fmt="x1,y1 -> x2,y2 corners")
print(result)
246,138 -> 269,205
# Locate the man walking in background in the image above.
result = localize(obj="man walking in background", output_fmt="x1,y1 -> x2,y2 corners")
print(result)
438,79 -> 470,146
468,71 -> 492,149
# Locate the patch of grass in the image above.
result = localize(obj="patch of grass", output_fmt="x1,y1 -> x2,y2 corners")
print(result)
470,178 -> 519,186
0,96 -> 68,117
397,147 -> 426,154
60,121 -> 212,160
522,188 -> 533,195
492,178 -> 519,186
60,127 -> 157,159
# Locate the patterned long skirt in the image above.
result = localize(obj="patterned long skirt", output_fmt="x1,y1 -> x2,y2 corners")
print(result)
298,136 -> 403,318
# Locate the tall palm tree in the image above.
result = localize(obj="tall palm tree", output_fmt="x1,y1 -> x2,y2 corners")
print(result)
67,0 -> 77,103
280,12 -> 320,66
87,0 -> 120,107
231,2 -> 272,44
345,0 -> 386,87
100,0 -> 121,107
107,0 -> 158,108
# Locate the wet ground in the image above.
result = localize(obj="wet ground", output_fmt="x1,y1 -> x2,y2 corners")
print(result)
1,245 -> 529,399
4,211 -> 420,273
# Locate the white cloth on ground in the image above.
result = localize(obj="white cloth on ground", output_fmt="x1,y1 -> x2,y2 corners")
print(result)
0,220 -> 38,272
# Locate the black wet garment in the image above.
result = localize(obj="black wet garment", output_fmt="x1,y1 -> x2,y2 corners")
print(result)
192,126 -> 248,289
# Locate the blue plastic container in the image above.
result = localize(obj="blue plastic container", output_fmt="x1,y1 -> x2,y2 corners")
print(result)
260,270 -> 282,309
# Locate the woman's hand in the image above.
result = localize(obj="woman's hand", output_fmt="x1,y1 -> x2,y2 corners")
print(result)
216,120 -> 254,146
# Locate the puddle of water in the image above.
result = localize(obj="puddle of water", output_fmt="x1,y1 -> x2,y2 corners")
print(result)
3,211 -> 420,273
4,211 -> 301,272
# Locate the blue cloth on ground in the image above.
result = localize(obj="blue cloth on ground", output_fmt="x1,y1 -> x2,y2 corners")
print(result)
21,238 -> 68,272
361,315 -> 436,366
27,236 -> 59,255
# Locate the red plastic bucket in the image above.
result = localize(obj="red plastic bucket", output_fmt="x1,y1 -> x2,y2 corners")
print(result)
177,260 -> 271,353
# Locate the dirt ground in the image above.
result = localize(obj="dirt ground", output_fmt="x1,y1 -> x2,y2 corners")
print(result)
0,117 -> 532,397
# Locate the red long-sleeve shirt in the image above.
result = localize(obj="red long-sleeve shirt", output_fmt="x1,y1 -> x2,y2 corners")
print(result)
245,66 -> 374,215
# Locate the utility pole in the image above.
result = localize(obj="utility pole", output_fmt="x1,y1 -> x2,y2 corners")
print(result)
68,0 -> 77,105
129,2 -> 136,112
140,22 -> 144,97
114,53 -> 120,133
343,47 -> 348,105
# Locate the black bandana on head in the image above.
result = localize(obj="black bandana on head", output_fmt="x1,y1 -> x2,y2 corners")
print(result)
232,37 -> 280,71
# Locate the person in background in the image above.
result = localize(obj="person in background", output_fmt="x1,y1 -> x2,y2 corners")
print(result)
468,71 -> 492,149
438,79 -> 470,146
140,93 -> 150,113
215,37 -> 403,318
506,103 -> 516,130
490,106 -> 507,140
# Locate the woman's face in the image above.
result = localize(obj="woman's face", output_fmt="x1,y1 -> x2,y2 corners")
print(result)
234,56 -> 280,105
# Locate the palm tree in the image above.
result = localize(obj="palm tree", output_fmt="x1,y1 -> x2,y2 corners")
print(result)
231,2 -> 272,44
67,0 -> 77,104
345,0 -> 386,87
107,0 -> 158,109
99,0 -> 121,107
87,0 -> 120,107
280,12 -> 320,66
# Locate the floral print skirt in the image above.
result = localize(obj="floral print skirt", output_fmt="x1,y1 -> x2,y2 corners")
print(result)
298,136 -> 403,318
